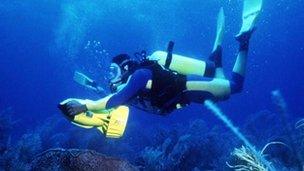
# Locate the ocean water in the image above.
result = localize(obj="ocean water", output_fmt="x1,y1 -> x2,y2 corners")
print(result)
0,0 -> 303,170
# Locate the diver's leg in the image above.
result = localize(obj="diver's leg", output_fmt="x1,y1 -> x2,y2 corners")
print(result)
185,0 -> 262,101
209,7 -> 226,79
185,75 -> 231,102
184,30 -> 254,102
208,46 -> 225,79
233,31 -> 253,76
230,0 -> 262,93
230,29 -> 254,94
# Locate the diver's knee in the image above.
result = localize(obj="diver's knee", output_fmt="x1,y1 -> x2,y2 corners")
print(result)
204,61 -> 215,77
230,72 -> 244,94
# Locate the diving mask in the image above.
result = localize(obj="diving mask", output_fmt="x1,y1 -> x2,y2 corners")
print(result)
108,63 -> 122,84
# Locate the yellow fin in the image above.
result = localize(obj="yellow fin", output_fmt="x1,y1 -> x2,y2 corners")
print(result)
238,0 -> 263,35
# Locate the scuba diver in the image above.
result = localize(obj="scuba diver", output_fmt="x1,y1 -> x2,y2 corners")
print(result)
59,0 -> 263,138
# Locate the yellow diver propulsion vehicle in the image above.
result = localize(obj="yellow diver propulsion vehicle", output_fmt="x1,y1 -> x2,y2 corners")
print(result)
58,99 -> 129,138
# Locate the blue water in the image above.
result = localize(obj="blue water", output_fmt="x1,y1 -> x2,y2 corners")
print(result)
0,0 -> 303,170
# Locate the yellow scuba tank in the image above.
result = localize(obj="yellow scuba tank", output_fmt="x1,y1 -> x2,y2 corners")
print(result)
149,50 -> 210,76
59,99 -> 129,138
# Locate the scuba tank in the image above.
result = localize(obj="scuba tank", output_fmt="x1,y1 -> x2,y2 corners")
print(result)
148,41 -> 214,77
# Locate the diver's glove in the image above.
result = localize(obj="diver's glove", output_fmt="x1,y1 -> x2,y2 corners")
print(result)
66,100 -> 88,116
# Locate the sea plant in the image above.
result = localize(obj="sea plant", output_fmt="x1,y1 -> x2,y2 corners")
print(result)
271,90 -> 304,168
227,142 -> 289,171
295,119 -> 304,130
295,118 -> 304,164
204,100 -> 275,171
227,145 -> 269,171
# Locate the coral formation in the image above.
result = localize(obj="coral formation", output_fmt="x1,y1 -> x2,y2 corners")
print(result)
243,110 -> 286,146
0,107 -> 15,154
1,133 -> 42,170
31,148 -> 138,170
136,119 -> 236,170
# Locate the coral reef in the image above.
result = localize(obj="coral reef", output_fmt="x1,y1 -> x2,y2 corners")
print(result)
243,110 -> 286,146
1,133 -> 42,170
31,148 -> 138,171
0,107 -> 15,154
136,119 -> 237,170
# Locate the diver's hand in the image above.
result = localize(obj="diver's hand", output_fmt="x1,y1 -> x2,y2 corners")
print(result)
66,100 -> 88,116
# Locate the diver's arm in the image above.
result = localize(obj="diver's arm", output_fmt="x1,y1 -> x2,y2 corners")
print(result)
85,69 -> 152,111
84,95 -> 113,111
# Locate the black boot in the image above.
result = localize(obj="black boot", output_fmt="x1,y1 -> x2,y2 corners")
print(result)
208,45 -> 223,68
235,28 -> 256,51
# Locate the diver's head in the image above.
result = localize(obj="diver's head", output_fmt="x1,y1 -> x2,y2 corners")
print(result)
108,54 -> 139,92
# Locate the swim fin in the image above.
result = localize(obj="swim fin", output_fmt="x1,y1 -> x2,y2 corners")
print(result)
73,71 -> 105,95
58,98 -> 129,138
237,0 -> 263,37
211,8 -> 226,79
213,7 -> 225,52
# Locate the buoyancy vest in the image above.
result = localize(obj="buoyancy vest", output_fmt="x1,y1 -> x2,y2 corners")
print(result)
130,60 -> 188,115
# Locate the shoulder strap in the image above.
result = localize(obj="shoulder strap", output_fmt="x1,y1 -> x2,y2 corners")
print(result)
165,41 -> 174,69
